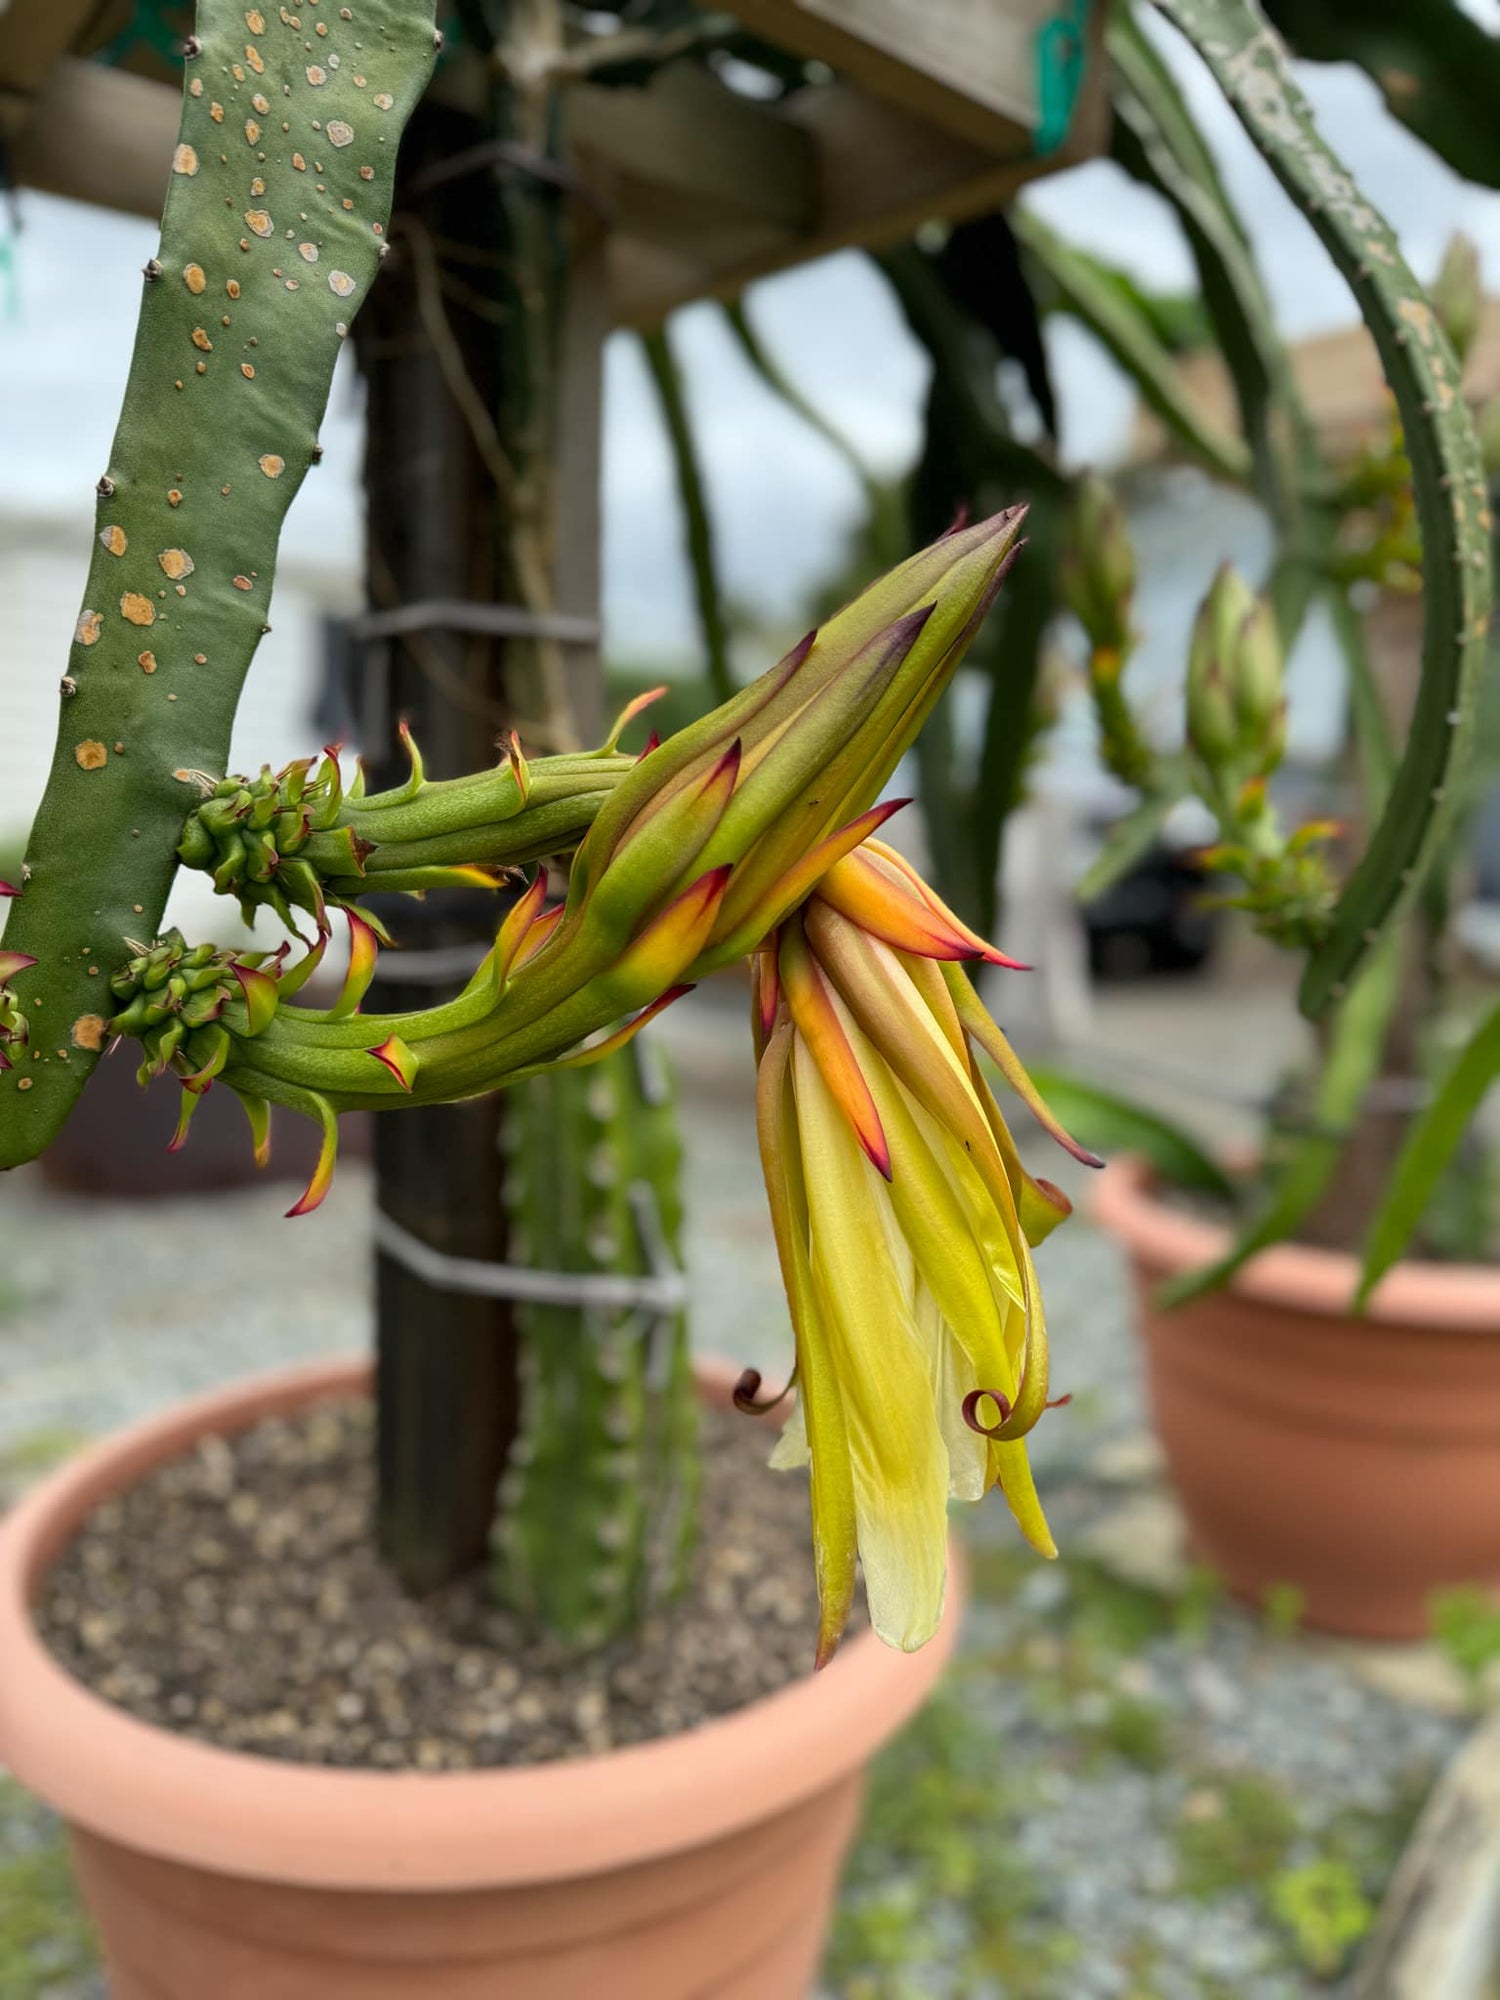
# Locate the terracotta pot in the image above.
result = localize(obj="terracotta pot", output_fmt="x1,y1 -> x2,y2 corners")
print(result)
0,1357 -> 961,1998
1092,1155 -> 1500,1639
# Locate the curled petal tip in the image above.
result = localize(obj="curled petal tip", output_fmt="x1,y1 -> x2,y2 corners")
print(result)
637,730 -> 661,761
0,881 -> 20,898
961,1387 -> 1013,1437
733,1366 -> 796,1415
0,951 -> 37,981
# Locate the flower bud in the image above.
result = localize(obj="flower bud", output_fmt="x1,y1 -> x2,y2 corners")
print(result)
1232,594 -> 1286,775
1186,564 -> 1252,774
1477,396 -> 1500,479
1187,567 -> 1285,787
1061,473 -> 1134,655
572,507 -> 1030,967
1432,233 -> 1481,365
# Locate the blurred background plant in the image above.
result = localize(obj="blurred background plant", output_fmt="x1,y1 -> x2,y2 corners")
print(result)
620,0 -> 1500,1297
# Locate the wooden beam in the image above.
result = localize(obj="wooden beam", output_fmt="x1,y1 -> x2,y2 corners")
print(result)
602,75 -> 1102,326
0,0 -> 104,136
704,0 -> 1055,155
568,60 -> 817,256
8,48 -> 1106,328
8,58 -> 176,220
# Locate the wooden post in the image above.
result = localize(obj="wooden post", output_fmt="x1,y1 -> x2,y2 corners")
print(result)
355,94 -> 524,1594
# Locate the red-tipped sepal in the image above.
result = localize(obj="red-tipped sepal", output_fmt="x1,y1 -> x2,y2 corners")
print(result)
286,1096 -> 339,1217
366,1034 -> 418,1091
328,909 -> 381,1020
228,961 -> 280,1037
558,984 -> 694,1070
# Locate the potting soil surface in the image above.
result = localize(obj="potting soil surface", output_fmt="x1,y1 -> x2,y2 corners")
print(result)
34,1398 -> 864,1768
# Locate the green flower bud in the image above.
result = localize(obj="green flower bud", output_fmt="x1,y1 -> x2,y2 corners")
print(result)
1062,473 -> 1135,654
1186,564 -> 1253,774
1432,233 -> 1481,365
1477,397 -> 1500,479
1233,595 -> 1286,776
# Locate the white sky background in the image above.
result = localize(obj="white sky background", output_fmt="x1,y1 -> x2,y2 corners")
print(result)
4,19 -> 1500,665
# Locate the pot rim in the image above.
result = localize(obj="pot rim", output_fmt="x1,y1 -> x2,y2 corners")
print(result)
0,1355 -> 960,1893
1091,1153 -> 1500,1331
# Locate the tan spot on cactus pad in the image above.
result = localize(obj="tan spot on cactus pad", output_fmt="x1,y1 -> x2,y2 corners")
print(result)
138,651 -> 157,673
158,550 -> 195,581
307,65 -> 327,85
299,242 -> 319,262
245,45 -> 265,73
167,489 -> 183,507
252,92 -> 270,113
71,1015 -> 108,1052
74,741 -> 108,771
359,165 -> 374,180
246,6 -> 266,28
183,263 -> 206,294
75,610 -> 102,646
210,101 -> 225,122
326,120 -> 354,147
328,269 -> 356,298
191,327 -> 213,351
245,120 -> 262,144
232,64 -> 245,81
226,279 -> 241,299
374,93 -> 393,110
120,593 -> 155,627
173,144 -> 200,176
99,526 -> 127,557
292,152 -> 307,171
233,575 -> 254,592
240,362 -> 256,379
250,177 -> 267,196
259,454 -> 285,478
284,278 -> 300,291
194,653 -> 207,664
190,77 -> 204,97
245,210 -> 273,238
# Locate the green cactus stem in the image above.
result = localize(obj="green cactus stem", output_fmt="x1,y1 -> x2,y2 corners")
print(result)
494,1038 -> 698,1647
178,735 -> 638,930
1151,0 -> 1492,1021
0,0 -> 439,1170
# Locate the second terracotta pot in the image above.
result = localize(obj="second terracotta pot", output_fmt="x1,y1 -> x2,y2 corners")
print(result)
0,1357 -> 961,1998
1093,1155 -> 1500,1639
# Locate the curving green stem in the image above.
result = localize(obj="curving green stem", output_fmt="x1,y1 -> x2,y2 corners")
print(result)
1151,0 -> 1492,1021
0,0 -> 439,1168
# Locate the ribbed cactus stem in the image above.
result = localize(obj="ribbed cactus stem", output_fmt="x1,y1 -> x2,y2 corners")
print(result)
494,1037 -> 698,1646
0,0 -> 438,1169
1151,0 -> 1492,1021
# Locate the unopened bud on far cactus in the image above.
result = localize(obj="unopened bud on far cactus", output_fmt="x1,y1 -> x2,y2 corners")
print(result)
1477,396 -> 1500,479
1432,233 -> 1482,366
1061,473 -> 1134,656
1186,565 -> 1284,784
1232,594 -> 1286,774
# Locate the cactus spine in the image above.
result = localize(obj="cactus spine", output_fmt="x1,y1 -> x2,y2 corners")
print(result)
1151,0 -> 1492,1020
0,0 -> 438,1168
495,1039 -> 699,1647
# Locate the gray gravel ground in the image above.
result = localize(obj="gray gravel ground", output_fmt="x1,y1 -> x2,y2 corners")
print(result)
0,981 -> 1475,1997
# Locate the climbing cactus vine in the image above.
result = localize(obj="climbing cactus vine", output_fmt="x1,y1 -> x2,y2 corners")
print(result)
1151,0 -> 1492,1020
0,0 -> 439,1167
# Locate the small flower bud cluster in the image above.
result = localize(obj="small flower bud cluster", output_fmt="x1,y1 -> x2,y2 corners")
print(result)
177,751 -> 363,933
1183,565 -> 1336,950
1061,473 -> 1156,791
1185,564 -> 1286,792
